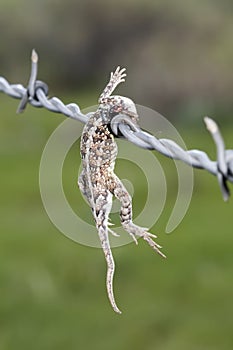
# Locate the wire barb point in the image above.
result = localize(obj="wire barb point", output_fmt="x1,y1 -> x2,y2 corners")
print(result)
204,116 -> 218,134
31,49 -> 38,64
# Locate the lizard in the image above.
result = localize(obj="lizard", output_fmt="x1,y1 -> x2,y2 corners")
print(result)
78,66 -> 166,314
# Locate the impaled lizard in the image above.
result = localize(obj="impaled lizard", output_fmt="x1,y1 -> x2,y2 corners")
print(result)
78,67 -> 166,314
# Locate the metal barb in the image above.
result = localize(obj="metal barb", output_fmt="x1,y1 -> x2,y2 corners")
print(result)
31,49 -> 38,64
28,49 -> 38,98
17,49 -> 39,113
204,116 -> 230,201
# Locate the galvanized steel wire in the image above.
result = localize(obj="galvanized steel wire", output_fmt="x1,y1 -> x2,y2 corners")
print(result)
0,50 -> 232,200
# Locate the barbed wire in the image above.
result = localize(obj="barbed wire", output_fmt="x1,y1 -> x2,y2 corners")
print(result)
0,50 -> 233,200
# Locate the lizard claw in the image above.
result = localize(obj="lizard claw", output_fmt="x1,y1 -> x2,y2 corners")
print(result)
108,227 -> 120,237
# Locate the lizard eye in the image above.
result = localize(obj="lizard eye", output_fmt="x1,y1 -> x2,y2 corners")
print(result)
110,104 -> 122,116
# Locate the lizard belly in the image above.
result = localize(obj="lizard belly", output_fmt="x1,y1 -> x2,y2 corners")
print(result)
79,116 -> 117,213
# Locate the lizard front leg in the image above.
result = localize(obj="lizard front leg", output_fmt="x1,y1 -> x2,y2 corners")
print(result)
108,174 -> 166,258
78,171 -> 91,203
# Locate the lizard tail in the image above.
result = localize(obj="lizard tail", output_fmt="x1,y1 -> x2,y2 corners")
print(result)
97,226 -> 122,314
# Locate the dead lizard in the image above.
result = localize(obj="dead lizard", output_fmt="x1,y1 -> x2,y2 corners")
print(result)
78,67 -> 166,314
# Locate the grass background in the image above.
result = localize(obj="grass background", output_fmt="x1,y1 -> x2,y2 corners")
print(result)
0,95 -> 233,350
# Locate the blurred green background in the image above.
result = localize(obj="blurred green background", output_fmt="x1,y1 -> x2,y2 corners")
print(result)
1,0 -> 233,349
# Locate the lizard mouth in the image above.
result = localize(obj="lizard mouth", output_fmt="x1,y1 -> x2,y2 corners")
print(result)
110,113 -> 140,137
123,110 -> 139,123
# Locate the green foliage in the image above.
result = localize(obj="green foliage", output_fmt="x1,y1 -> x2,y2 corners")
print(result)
0,98 -> 233,349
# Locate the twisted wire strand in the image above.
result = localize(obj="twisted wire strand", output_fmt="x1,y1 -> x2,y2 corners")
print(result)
0,50 -> 232,200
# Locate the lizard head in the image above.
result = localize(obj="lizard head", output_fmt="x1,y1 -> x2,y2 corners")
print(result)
98,67 -> 140,134
99,95 -> 139,125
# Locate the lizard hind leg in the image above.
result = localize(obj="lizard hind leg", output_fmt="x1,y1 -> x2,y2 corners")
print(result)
109,175 -> 166,258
